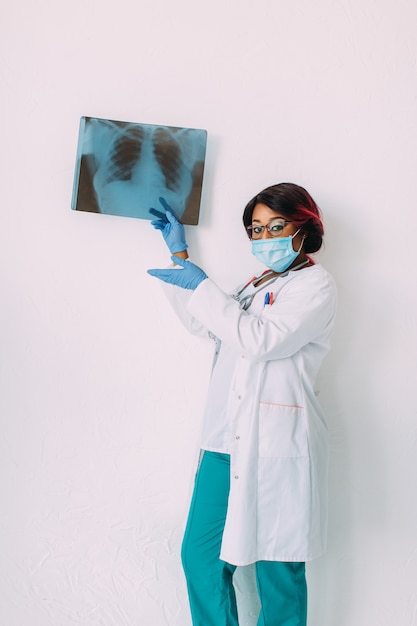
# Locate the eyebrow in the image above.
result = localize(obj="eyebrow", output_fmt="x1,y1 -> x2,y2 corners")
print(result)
252,216 -> 286,223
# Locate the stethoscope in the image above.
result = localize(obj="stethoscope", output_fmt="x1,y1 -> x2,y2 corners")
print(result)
231,260 -> 310,311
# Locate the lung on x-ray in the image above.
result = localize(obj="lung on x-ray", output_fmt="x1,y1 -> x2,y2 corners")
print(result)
71,116 -> 207,225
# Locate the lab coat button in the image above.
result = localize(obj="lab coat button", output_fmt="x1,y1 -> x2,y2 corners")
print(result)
237,395 -> 242,400
235,435 -> 240,440
234,475 -> 239,479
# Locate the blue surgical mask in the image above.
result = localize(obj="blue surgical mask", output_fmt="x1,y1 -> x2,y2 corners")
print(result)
251,229 -> 303,273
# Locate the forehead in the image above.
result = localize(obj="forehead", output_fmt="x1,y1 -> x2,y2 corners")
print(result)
252,202 -> 285,222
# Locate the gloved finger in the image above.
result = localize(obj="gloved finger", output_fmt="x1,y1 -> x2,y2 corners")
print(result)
159,197 -> 173,213
147,267 -> 180,282
147,268 -> 167,277
149,208 -> 167,220
150,220 -> 167,231
159,198 -> 183,225
165,210 -> 181,225
170,255 -> 187,267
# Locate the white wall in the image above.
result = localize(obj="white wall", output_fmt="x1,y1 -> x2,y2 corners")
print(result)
1,0 -> 417,624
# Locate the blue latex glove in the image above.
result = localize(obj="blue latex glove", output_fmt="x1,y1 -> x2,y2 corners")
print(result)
149,197 -> 188,253
147,256 -> 208,290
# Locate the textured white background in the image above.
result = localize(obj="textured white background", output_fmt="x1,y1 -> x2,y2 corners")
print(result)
1,0 -> 417,624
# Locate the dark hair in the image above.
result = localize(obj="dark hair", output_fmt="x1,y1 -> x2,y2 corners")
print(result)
242,182 -> 324,253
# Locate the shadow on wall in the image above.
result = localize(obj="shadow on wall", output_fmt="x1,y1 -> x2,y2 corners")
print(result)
306,209 -> 387,626
234,566 -> 261,625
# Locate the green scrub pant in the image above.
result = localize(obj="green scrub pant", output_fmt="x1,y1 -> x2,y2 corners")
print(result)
181,451 -> 307,626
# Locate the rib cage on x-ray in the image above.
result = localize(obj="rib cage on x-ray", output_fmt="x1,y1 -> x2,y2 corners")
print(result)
80,118 -> 206,222
106,125 -> 187,195
106,125 -> 145,183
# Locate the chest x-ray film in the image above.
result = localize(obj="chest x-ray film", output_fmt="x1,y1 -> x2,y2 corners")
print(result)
71,117 -> 207,224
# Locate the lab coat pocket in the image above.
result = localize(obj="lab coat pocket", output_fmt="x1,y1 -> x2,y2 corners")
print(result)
258,402 -> 308,458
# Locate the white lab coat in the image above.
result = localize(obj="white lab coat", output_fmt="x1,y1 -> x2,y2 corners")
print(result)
162,264 -> 336,566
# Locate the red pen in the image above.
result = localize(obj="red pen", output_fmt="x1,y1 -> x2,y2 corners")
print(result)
269,292 -> 274,305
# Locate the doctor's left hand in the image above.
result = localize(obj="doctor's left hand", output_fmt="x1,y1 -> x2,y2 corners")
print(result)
147,256 -> 208,290
149,198 -> 188,253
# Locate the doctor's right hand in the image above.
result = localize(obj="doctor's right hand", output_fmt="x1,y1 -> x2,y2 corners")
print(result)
147,256 -> 208,290
149,197 -> 188,253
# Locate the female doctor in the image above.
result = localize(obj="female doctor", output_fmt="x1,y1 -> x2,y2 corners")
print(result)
147,183 -> 336,626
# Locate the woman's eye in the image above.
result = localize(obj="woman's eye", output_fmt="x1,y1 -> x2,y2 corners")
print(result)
253,226 -> 263,234
270,223 -> 284,233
